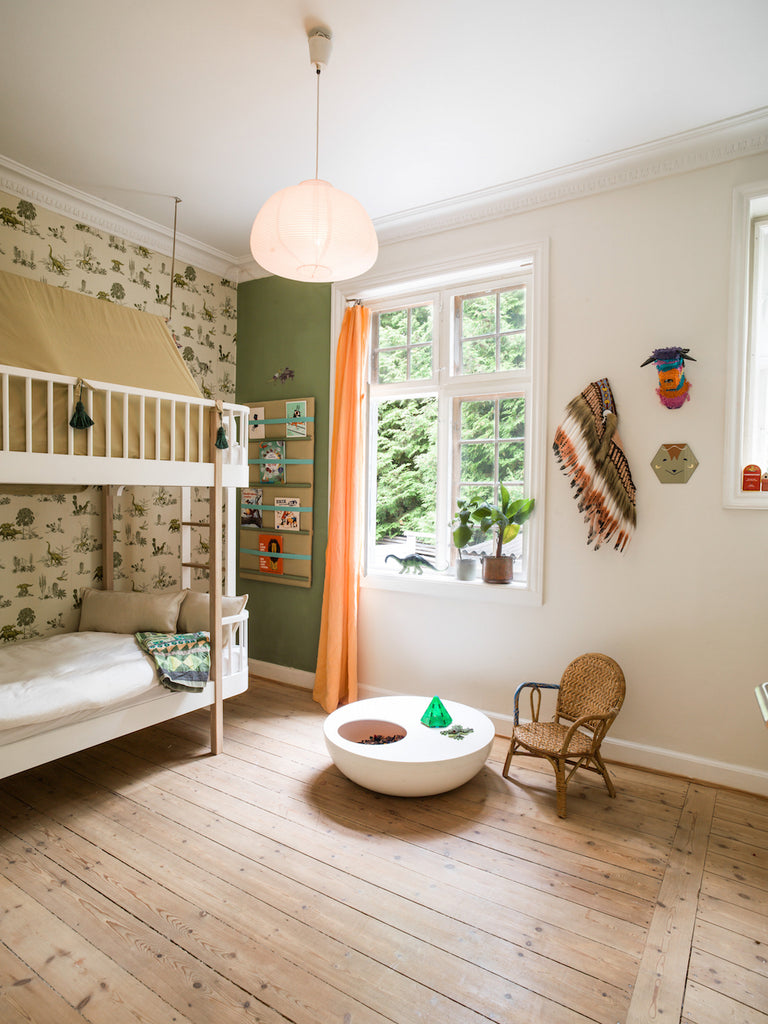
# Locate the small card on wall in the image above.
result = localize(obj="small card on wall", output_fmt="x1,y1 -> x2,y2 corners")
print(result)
249,406 -> 265,440
241,487 -> 263,527
258,533 -> 283,574
286,400 -> 307,437
274,496 -> 300,531
258,440 -> 285,484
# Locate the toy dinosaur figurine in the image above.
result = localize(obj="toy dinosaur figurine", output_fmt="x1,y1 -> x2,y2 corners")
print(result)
385,553 -> 439,575
440,724 -> 475,740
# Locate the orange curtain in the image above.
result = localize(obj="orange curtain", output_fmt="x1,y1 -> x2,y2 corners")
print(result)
314,304 -> 371,712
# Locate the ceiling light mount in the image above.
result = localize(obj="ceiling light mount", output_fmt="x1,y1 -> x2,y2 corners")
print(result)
249,24 -> 378,283
308,27 -> 332,72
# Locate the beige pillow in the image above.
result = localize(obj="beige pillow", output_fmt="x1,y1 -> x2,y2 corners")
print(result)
78,588 -> 184,634
177,590 -> 248,636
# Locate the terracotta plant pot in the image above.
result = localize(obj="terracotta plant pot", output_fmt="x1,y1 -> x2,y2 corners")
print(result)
481,554 -> 515,584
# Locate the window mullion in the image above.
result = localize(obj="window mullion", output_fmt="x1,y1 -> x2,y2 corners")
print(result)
494,399 -> 501,501
435,290 -> 452,566
496,291 -> 502,372
435,390 -> 452,567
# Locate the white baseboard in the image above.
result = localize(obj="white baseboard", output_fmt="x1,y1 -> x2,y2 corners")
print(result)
356,681 -> 768,798
249,659 -> 315,691
599,736 -> 768,798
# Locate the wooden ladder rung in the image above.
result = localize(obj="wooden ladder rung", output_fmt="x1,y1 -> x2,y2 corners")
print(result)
182,561 -> 209,570
182,521 -> 209,528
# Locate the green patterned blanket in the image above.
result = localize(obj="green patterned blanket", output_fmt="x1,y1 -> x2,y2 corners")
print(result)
135,631 -> 210,692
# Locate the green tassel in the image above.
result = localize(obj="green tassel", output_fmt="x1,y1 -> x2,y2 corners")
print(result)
215,424 -> 229,450
69,399 -> 94,430
421,696 -> 453,729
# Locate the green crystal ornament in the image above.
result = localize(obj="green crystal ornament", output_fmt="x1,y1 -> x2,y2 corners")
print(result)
420,695 -> 452,728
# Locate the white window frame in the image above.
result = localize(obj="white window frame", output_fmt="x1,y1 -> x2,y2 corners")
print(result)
724,181 -> 768,508
330,241 -> 549,605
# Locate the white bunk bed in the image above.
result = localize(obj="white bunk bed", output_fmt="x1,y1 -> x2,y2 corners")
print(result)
0,271 -> 250,779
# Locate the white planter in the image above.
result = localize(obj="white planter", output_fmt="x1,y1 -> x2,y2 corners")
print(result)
455,557 -> 479,581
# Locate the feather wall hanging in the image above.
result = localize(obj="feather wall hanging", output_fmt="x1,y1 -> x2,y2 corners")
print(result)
553,377 -> 637,551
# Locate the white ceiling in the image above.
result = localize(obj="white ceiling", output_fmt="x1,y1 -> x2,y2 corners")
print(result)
1,0 -> 767,266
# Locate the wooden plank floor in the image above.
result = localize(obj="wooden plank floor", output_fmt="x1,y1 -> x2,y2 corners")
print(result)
0,679 -> 766,1024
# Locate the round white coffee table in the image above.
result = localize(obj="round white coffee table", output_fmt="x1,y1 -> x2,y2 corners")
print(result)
323,695 -> 495,797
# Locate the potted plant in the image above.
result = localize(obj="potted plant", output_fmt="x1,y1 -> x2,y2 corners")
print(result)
452,497 -> 480,580
472,487 -> 535,584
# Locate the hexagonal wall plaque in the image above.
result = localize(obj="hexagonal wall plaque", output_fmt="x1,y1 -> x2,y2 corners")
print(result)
651,443 -> 699,483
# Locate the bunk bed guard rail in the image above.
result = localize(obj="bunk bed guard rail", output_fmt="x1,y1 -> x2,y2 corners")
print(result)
0,364 -> 249,488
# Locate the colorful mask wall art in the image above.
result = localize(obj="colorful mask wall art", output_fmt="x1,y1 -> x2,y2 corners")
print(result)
651,443 -> 699,483
641,347 -> 696,409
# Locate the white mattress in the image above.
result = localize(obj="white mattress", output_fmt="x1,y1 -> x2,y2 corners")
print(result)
0,631 -> 163,742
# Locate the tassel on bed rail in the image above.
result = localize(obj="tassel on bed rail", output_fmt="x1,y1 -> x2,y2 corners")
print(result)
214,400 -> 229,450
69,378 -> 94,430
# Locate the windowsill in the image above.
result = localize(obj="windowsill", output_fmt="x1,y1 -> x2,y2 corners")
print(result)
723,490 -> 768,510
361,569 -> 543,605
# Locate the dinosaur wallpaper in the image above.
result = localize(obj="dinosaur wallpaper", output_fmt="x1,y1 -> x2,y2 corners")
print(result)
0,189 -> 238,644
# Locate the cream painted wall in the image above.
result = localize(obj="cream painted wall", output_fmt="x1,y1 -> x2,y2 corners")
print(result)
356,153 -> 768,794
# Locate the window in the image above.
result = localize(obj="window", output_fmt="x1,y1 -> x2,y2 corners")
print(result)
744,216 -> 768,468
725,183 -> 768,507
353,245 -> 548,599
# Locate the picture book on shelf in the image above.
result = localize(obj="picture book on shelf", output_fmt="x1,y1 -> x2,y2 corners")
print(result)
258,440 -> 285,484
241,488 -> 263,527
274,495 -> 300,531
249,406 -> 265,440
286,400 -> 307,437
258,533 -> 284,574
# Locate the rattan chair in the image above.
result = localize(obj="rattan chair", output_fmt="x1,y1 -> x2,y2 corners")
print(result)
502,652 -> 626,818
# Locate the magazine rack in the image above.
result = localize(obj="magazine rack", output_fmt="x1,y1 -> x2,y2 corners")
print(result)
239,396 -> 314,588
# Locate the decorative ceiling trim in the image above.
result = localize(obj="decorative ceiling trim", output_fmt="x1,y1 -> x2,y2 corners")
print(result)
0,156 -> 241,279
373,107 -> 768,245
3,106 -> 768,282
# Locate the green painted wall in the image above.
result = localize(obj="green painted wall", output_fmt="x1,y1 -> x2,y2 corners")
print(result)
236,277 -> 332,673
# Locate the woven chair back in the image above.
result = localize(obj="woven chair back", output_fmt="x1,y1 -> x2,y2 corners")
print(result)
557,652 -> 626,725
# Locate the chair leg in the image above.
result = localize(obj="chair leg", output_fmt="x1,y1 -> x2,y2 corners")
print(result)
592,750 -> 616,798
555,759 -> 567,818
502,737 -> 516,779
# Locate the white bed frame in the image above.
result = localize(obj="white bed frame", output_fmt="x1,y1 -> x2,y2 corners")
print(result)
0,362 -> 251,777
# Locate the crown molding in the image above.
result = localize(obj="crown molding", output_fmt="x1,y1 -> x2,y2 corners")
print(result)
373,107 -> 768,245
233,254 -> 272,283
0,156 -> 242,279
3,107 -> 768,276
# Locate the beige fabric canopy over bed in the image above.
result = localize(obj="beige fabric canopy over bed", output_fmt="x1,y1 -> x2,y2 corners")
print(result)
0,269 -> 243,476
0,268 -> 200,395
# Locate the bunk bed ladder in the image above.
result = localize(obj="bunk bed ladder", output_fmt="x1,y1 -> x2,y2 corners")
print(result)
179,408 -> 226,754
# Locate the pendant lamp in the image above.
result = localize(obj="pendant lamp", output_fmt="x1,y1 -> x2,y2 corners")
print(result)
250,28 -> 378,283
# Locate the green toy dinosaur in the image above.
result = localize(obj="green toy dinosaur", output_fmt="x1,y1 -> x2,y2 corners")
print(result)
385,553 -> 439,575
440,724 -> 475,740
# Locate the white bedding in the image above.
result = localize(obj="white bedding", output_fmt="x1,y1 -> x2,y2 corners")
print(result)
0,631 -> 161,738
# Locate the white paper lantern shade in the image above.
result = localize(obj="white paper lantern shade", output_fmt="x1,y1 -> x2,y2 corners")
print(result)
250,178 -> 378,283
